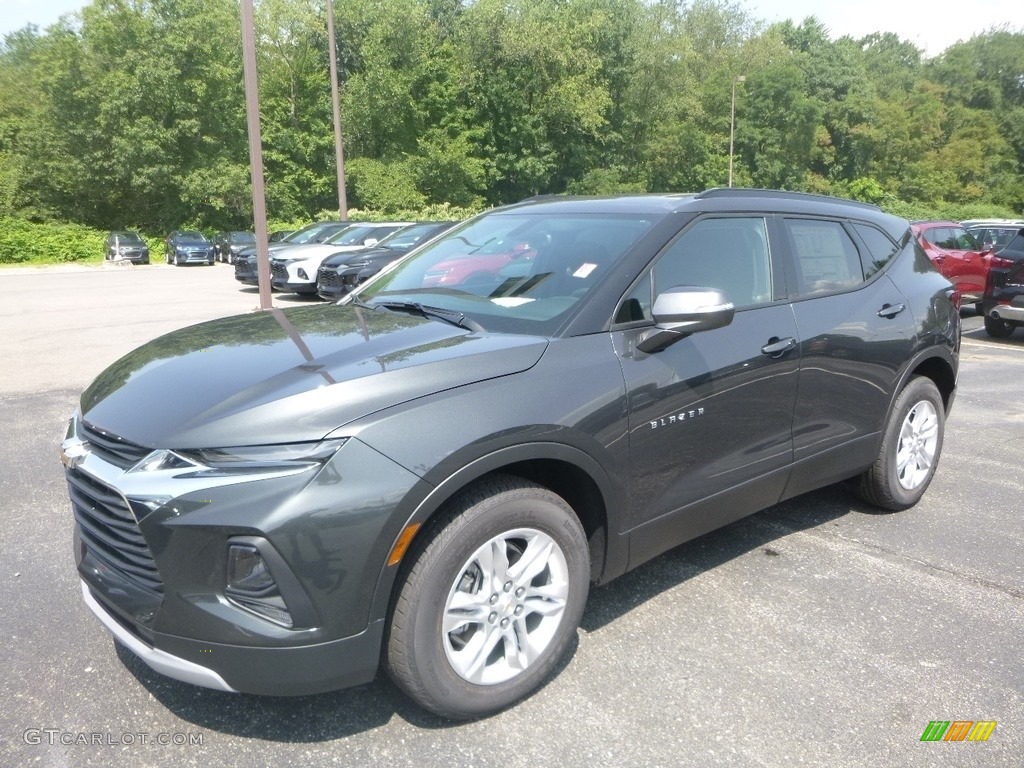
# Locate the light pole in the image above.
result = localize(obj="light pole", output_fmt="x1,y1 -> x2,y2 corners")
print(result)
240,0 -> 272,310
729,75 -> 745,188
326,0 -> 348,220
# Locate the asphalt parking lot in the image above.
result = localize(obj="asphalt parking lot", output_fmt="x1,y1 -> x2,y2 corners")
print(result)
1,263 -> 1022,767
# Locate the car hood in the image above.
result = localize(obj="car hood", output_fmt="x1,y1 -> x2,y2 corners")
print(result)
238,242 -> 304,258
323,246 -> 402,269
80,305 -> 547,449
276,243 -> 368,262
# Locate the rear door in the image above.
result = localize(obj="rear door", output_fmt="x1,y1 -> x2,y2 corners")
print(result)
774,217 -> 916,498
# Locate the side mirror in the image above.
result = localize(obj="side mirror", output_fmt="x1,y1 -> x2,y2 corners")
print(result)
636,286 -> 735,353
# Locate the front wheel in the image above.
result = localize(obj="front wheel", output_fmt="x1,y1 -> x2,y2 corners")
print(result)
856,376 -> 944,511
386,476 -> 589,719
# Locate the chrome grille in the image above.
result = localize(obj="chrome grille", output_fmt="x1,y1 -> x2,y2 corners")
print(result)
66,467 -> 163,594
81,421 -> 151,469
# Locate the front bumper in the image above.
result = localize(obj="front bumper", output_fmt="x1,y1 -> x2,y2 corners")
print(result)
175,250 -> 214,264
989,303 -> 1024,323
81,580 -> 385,695
66,425 -> 422,695
81,581 -> 236,692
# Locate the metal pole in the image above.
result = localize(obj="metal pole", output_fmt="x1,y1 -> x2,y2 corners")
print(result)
327,0 -> 348,221
240,0 -> 272,311
729,75 -> 745,188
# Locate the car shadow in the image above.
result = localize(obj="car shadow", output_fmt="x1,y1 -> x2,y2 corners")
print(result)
273,293 -> 327,304
961,325 -> 1021,344
118,485 -> 863,738
581,485 -> 858,632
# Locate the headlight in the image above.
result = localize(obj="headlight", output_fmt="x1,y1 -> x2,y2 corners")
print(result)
174,439 -> 348,475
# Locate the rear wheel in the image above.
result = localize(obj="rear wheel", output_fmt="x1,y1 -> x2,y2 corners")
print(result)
856,376 -> 944,511
984,316 -> 1014,338
386,476 -> 589,719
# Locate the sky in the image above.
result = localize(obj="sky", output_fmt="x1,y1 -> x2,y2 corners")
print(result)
1,0 -> 1022,56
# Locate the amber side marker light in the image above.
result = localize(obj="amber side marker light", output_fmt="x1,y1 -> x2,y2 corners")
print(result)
388,523 -> 422,566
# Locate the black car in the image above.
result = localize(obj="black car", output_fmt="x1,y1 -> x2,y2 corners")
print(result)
234,221 -> 349,286
215,231 -> 257,264
103,231 -> 149,264
980,228 -> 1024,338
62,190 -> 959,720
164,231 -> 215,266
317,221 -> 459,301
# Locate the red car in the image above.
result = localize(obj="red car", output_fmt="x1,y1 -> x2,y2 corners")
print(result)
911,221 -> 993,310
421,241 -> 536,288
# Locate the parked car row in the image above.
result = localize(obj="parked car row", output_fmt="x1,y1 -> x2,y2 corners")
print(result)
234,220 -> 460,300
911,218 -> 1024,338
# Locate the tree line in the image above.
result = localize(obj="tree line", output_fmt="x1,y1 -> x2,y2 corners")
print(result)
1,0 -> 1022,234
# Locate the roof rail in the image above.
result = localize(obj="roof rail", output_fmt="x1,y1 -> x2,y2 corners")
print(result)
696,187 -> 881,211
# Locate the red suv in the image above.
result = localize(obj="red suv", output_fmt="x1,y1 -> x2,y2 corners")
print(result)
911,221 -> 992,311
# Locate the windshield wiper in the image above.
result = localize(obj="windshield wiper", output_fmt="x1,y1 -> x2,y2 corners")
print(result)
374,301 -> 485,333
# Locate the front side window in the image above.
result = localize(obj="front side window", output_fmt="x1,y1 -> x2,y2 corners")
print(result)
615,217 -> 771,324
784,219 -> 864,296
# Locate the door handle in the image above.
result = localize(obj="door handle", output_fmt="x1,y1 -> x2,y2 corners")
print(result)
877,303 -> 906,319
761,337 -> 797,357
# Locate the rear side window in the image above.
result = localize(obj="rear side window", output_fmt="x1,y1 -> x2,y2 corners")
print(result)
784,219 -> 864,296
853,224 -> 899,278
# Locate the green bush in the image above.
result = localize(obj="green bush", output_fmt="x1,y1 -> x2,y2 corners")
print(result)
0,218 -> 108,264
880,200 -> 1020,222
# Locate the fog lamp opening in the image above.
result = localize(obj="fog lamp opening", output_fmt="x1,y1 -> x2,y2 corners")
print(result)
227,544 -> 274,593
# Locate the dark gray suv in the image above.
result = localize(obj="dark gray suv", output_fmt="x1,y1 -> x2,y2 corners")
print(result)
62,190 -> 960,719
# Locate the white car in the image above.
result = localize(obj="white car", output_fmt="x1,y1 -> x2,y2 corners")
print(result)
270,222 -> 414,295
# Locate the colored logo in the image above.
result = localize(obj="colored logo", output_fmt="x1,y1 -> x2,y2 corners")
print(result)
920,721 -> 996,742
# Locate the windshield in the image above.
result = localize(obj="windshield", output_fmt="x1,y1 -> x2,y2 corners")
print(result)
380,222 -> 449,249
113,232 -> 143,243
353,211 -> 660,335
286,222 -> 342,244
232,232 -> 256,243
178,231 -> 206,241
324,224 -> 380,246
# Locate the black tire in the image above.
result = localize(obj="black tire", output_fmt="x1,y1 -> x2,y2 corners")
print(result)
856,376 -> 944,511
984,316 -> 1014,338
386,475 -> 589,719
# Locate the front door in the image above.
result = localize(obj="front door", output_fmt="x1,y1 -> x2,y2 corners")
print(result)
611,216 -> 799,566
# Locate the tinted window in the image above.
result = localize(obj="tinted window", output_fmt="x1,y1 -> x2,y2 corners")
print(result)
969,227 -> 1018,251
922,228 -> 947,247
784,219 -> 864,296
949,227 -> 977,250
853,224 -> 899,278
654,218 -> 772,307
